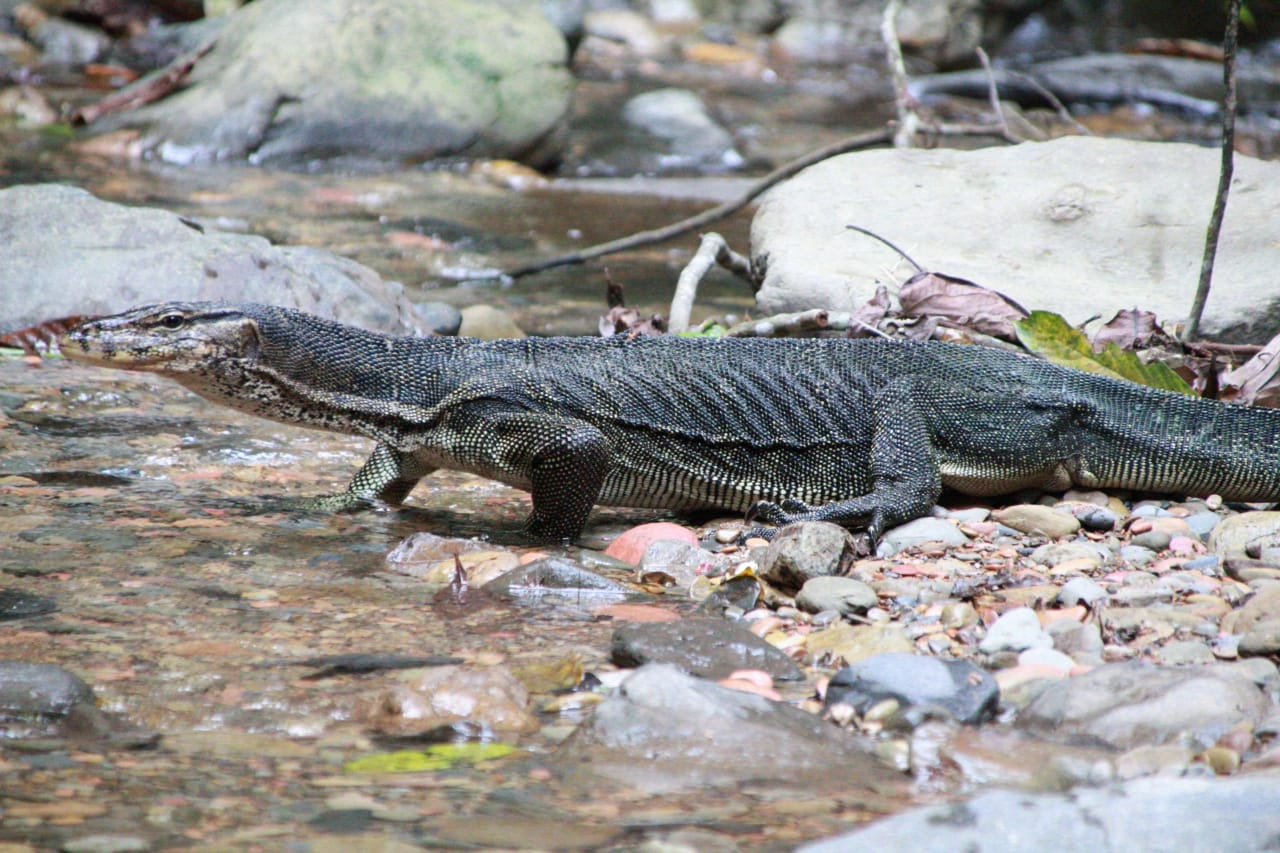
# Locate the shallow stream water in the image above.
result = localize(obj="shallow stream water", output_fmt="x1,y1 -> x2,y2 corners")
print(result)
4,40 -> 1280,852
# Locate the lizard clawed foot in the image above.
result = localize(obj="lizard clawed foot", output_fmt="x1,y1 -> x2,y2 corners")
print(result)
745,498 -> 817,527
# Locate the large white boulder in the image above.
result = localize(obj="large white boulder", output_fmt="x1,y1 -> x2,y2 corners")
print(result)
751,136 -> 1280,341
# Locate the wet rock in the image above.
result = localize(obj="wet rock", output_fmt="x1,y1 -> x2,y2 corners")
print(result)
0,184 -> 429,338
795,576 -> 877,617
1073,504 -> 1118,532
582,9 -> 666,57
1018,661 -> 1272,750
457,304 -> 525,339
805,621 -> 914,665
1155,639 -> 1215,666
825,653 -> 998,724
413,301 -> 463,336
753,137 -> 1280,342
991,505 -> 1081,539
1184,511 -> 1222,540
876,516 -> 968,556
1226,583 -> 1280,657
604,521 -> 699,566
1058,577 -> 1106,607
486,557 -> 632,605
60,836 -> 151,853
92,0 -> 572,167
1210,511 -> 1280,560
370,664 -> 539,734
799,776 -> 1280,853
611,616 -> 802,681
1030,540 -> 1109,569
555,663 -> 894,794
0,588 -> 56,620
638,539 -> 730,588
979,607 -> 1052,654
1224,583 -> 1280,627
0,661 -> 94,717
1119,544 -> 1158,567
621,88 -> 742,173
758,522 -> 859,591
17,6 -> 110,65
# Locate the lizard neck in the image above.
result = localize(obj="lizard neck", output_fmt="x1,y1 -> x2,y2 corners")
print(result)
170,306 -> 474,442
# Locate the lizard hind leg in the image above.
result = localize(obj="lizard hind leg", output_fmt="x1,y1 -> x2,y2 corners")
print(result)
745,381 -> 942,544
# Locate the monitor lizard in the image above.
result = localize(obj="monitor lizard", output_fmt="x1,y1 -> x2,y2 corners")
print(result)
58,301 -> 1280,543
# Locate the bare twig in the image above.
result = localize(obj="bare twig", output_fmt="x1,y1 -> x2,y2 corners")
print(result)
669,232 -> 751,333
70,37 -> 216,126
976,47 -> 1012,139
1005,69 -> 1092,134
723,309 -> 832,338
1183,0 -> 1239,342
845,224 -> 924,272
881,0 -> 919,148
502,128 -> 893,280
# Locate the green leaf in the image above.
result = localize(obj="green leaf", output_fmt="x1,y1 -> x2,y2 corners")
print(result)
343,743 -> 516,774
1014,310 -> 1194,395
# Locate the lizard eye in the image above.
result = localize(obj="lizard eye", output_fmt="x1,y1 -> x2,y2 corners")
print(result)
159,313 -> 186,330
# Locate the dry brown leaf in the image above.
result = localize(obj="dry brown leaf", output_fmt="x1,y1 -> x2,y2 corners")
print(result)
1092,308 -> 1170,351
1220,331 -> 1280,406
898,271 -> 1029,341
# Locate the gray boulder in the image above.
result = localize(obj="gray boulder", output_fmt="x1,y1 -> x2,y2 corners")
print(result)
554,663 -> 896,795
0,184 -> 427,336
90,0 -> 573,167
799,776 -> 1280,853
752,136 -> 1280,342
1017,660 -> 1271,749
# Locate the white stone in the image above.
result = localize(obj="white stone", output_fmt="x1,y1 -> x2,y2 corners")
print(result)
751,136 -> 1280,341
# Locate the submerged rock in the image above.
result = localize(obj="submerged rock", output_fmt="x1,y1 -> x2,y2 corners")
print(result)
89,0 -> 573,167
0,184 -> 428,337
0,661 -> 94,718
555,663 -> 897,795
611,616 -> 802,681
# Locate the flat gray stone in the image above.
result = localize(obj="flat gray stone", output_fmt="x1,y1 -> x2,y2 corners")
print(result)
611,616 -> 802,681
555,663 -> 896,795
0,661 -> 94,717
876,516 -> 969,556
979,607 -> 1053,654
1018,660 -> 1272,749
753,136 -> 1280,342
0,184 -> 427,337
824,653 -> 998,724
799,776 -> 1280,853
795,576 -> 878,616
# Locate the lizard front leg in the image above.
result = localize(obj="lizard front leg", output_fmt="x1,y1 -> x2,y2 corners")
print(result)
311,442 -> 436,510
488,414 -> 609,542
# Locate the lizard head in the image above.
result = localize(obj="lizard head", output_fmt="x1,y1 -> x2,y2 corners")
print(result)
59,302 -> 261,374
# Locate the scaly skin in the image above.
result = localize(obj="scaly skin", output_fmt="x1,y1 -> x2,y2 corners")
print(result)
60,301 -> 1280,542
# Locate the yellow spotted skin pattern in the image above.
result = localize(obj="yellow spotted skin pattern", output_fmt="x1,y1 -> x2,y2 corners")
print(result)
60,302 -> 1280,542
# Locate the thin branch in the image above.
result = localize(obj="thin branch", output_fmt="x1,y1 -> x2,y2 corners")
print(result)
1184,0 -> 1239,342
670,232 -> 750,333
70,37 -> 216,126
845,223 -> 925,274
1005,69 -> 1092,134
501,127 -> 893,280
976,47 -> 1012,140
881,0 -> 919,148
